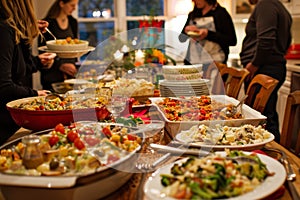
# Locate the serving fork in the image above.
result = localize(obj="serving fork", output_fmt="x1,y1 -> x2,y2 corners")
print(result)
263,147 -> 299,199
135,152 -> 171,171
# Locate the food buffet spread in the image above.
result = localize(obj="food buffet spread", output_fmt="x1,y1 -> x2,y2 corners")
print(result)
1,39 -> 300,200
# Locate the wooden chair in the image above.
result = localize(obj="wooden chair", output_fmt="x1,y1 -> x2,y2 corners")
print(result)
280,90 -> 300,155
245,74 -> 279,113
202,62 -> 227,95
220,67 -> 250,99
214,62 -> 227,72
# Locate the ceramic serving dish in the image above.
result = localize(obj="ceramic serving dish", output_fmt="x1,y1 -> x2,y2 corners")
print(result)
0,122 -> 144,200
6,96 -> 114,131
150,95 -> 267,137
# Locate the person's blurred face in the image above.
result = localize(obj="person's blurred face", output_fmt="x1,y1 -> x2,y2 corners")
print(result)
60,0 -> 78,15
192,0 -> 208,9
248,0 -> 259,5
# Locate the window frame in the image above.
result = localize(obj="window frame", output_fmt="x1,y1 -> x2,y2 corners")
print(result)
77,0 -> 169,40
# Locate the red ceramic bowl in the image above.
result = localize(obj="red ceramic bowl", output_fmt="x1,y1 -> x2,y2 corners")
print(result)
6,96 -> 111,131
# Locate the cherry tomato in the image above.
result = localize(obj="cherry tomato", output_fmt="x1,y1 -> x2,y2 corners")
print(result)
49,134 -> 59,146
127,134 -> 136,141
74,138 -> 85,150
54,123 -> 65,134
67,130 -> 79,142
102,127 -> 112,137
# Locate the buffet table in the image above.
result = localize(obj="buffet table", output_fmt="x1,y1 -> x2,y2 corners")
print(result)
1,127 -> 300,200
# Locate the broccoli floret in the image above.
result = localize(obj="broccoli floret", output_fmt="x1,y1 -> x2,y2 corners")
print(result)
171,163 -> 183,175
160,174 -> 176,186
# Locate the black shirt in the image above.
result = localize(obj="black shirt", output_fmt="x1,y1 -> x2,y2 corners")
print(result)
240,0 -> 292,67
0,19 -> 41,142
179,4 -> 237,64
38,15 -> 78,90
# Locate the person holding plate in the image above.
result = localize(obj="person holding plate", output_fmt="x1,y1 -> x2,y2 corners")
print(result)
38,0 -> 79,91
179,0 -> 237,65
0,0 -> 56,145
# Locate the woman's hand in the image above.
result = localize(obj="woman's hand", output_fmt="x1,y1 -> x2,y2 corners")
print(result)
39,53 -> 56,69
59,63 -> 77,77
197,28 -> 208,40
37,90 -> 50,96
185,25 -> 198,33
38,20 -> 49,33
185,26 -> 208,41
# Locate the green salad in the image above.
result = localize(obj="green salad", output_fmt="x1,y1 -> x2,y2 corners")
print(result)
160,150 -> 274,199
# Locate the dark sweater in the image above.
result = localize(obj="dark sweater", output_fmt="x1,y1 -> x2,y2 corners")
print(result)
240,0 -> 292,67
0,20 -> 40,143
179,4 -> 237,64
38,15 -> 78,90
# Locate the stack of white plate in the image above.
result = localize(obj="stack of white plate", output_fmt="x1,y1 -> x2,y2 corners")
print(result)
159,79 -> 210,97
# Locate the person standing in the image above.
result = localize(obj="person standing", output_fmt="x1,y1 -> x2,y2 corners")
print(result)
39,0 -> 79,91
0,0 -> 56,145
240,0 -> 292,142
179,0 -> 237,65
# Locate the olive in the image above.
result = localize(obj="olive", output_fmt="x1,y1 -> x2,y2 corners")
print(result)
49,157 -> 59,170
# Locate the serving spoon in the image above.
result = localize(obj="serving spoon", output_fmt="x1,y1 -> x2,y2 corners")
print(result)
45,93 -> 65,102
45,28 -> 57,41
222,94 -> 248,117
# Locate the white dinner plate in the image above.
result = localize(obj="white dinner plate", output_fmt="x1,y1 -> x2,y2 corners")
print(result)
144,151 -> 286,200
175,129 -> 274,150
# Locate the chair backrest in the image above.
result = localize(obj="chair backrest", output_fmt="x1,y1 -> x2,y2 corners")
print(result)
245,74 -> 279,113
214,62 -> 227,72
280,90 -> 300,155
202,62 -> 225,95
220,67 -> 250,99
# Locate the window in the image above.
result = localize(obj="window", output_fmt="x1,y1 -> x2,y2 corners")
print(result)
126,0 -> 164,16
77,0 -> 166,46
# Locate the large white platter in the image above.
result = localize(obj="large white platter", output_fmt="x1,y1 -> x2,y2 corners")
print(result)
144,151 -> 286,200
150,95 -> 267,137
175,127 -> 275,151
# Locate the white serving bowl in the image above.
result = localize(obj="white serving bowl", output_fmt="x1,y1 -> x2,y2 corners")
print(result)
46,39 -> 89,51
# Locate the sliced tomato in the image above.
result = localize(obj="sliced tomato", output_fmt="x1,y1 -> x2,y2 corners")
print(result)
54,123 -> 65,134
